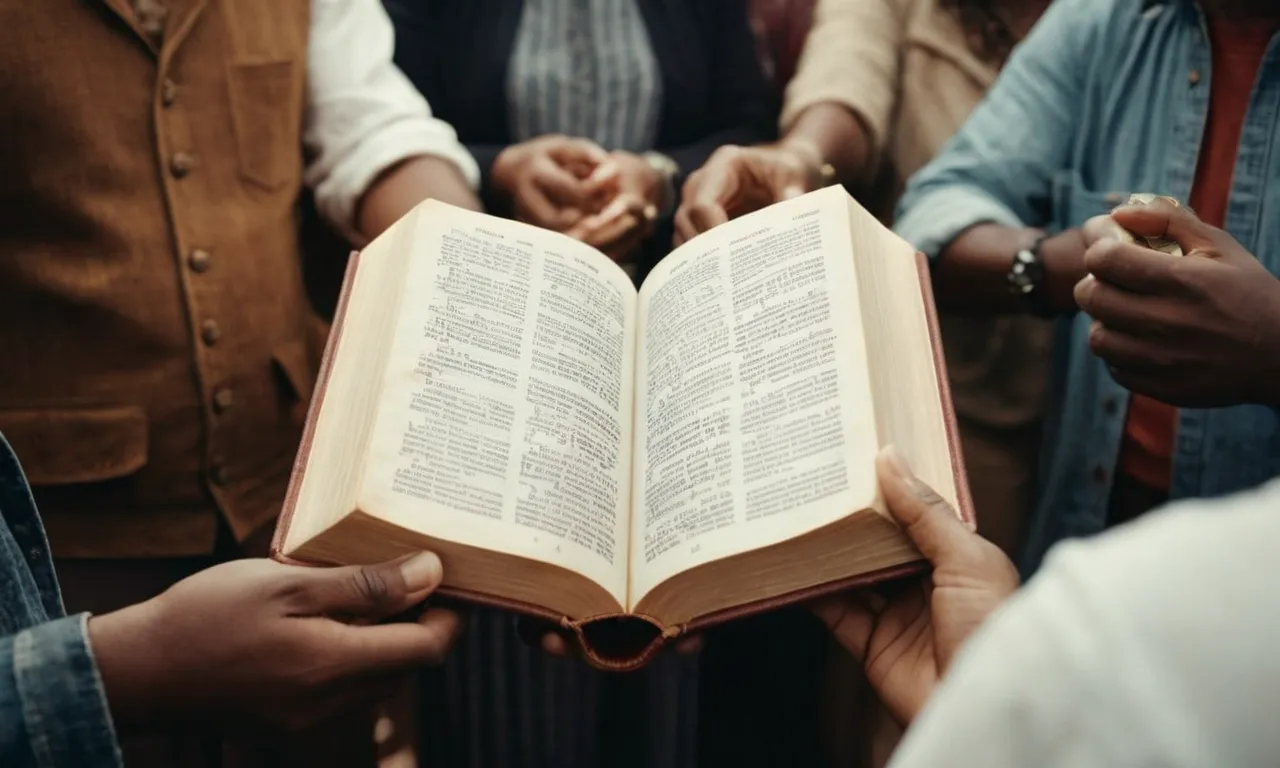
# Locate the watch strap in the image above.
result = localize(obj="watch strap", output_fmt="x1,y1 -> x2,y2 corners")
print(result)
1009,235 -> 1055,318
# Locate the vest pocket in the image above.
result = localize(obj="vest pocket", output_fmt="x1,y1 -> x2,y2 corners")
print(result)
272,337 -> 319,427
227,59 -> 301,192
0,406 -> 148,486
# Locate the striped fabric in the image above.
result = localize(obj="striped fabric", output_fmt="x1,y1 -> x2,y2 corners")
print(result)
418,609 -> 699,768
507,0 -> 663,151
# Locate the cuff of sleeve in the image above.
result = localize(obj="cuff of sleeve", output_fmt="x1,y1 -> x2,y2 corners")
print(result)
314,121 -> 481,245
893,189 -> 1025,261
13,613 -> 121,768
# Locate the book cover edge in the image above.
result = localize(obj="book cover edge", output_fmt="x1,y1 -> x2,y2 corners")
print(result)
270,250 -> 364,565
913,250 -> 975,527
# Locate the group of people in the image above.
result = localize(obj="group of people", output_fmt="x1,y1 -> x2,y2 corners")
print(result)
3,0 -> 1280,766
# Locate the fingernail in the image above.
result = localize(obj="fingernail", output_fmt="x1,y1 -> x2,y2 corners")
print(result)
399,552 -> 443,590
781,185 -> 804,200
881,445 -> 913,478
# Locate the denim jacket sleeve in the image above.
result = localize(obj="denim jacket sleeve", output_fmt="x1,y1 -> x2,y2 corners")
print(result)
0,431 -> 121,768
893,0 -> 1106,257
0,614 -> 122,768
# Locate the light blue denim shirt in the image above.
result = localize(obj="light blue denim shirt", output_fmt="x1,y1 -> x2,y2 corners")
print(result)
895,0 -> 1280,575
0,433 -> 120,767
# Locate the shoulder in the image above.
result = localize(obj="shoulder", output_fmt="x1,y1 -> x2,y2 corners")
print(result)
1011,0 -> 1157,55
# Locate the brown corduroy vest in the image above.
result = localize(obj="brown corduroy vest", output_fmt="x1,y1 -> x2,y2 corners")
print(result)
0,0 -> 325,557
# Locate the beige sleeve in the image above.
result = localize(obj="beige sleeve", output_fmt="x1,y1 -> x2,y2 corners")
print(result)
780,0 -> 907,155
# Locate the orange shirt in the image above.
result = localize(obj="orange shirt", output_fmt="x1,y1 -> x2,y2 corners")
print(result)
1117,15 -> 1280,491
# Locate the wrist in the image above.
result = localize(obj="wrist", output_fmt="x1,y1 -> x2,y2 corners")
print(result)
776,138 -> 835,189
1007,232 -> 1052,317
1041,228 -> 1089,311
88,599 -> 173,734
1006,229 -> 1087,317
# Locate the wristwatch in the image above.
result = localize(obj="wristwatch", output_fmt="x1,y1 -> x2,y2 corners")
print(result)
1007,235 -> 1055,317
642,151 -> 680,218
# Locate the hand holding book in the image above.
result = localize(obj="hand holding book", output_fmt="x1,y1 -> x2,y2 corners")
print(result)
813,447 -> 1018,725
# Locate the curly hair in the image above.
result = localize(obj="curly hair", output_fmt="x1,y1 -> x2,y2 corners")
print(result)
939,0 -> 1020,68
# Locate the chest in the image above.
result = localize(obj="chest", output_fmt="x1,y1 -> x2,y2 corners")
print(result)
0,0 -> 308,146
1055,10 -> 1280,270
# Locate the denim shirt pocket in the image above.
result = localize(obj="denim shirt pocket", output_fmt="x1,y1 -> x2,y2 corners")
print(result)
1051,170 -> 1132,230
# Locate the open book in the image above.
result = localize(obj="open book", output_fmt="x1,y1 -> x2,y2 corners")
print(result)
272,186 -> 972,669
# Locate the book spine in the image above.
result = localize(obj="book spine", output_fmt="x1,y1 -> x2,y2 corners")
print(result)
270,250 -> 365,564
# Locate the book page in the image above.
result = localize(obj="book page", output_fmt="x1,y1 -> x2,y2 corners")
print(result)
629,188 -> 880,606
359,206 -> 636,605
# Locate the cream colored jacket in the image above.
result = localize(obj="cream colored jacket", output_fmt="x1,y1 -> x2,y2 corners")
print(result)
783,0 -> 1052,428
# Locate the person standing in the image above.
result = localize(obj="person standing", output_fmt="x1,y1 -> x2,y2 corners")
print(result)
385,0 -> 775,277
678,0 -> 1056,558
892,0 -> 1280,574
675,1 -> 1053,764
0,0 -> 478,764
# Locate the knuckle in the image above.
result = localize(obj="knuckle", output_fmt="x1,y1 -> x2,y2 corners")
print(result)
274,577 -> 317,613
1083,238 -> 1118,274
1081,215 -> 1113,246
911,481 -> 952,514
712,144 -> 743,163
1088,320 -> 1107,352
351,566 -> 393,606
1167,257 -> 1206,296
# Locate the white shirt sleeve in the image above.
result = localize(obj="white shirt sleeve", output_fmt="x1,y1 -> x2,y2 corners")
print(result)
304,0 -> 480,240
889,479 -> 1280,768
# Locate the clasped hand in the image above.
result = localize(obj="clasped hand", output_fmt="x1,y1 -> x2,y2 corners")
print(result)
1076,198 -> 1280,407
492,135 -> 661,261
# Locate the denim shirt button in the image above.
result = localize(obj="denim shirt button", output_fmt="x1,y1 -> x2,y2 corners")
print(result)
1188,69 -> 1201,86
27,546 -> 42,562
1103,397 -> 1119,415
1092,465 -> 1108,484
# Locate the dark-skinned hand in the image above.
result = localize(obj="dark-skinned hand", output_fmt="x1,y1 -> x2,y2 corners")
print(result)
89,552 -> 463,735
812,447 -> 1019,726
492,135 -> 611,232
1075,197 -> 1280,407
569,150 -> 662,261
674,143 -> 823,246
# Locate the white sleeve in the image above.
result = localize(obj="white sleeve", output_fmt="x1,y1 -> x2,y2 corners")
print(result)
304,0 -> 480,240
889,479 -> 1280,768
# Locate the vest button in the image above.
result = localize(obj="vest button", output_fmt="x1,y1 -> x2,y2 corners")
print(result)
212,387 -> 235,414
210,460 -> 229,487
161,78 -> 178,107
201,319 -> 222,346
189,248 -> 212,273
170,152 -> 194,179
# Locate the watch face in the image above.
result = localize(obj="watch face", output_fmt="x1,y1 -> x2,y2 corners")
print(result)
1008,249 -> 1037,295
